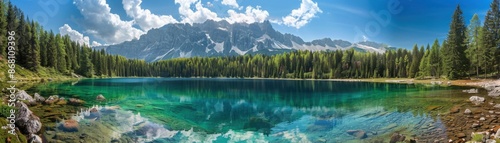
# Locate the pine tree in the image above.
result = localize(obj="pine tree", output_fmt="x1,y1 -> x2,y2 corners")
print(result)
39,30 -> 48,67
466,14 -> 482,78
429,39 -> 441,78
0,2 -> 7,58
419,45 -> 430,77
26,21 -> 40,71
443,5 -> 469,79
47,31 -> 57,68
482,0 -> 500,77
409,44 -> 420,78
16,12 -> 27,67
2,2 -> 18,58
55,34 -> 67,73
78,46 -> 93,77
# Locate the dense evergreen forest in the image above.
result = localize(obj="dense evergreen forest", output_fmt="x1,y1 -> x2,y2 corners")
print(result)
1,1 -> 499,80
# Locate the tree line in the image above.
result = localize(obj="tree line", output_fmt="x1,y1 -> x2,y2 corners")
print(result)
1,1 -> 499,80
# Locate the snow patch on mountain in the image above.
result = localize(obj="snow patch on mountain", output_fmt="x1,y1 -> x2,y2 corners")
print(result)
230,46 -> 250,55
214,42 -> 224,53
352,43 -> 385,53
180,50 -> 192,58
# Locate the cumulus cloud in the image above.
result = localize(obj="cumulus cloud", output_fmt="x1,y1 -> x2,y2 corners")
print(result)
59,24 -> 90,46
59,24 -> 104,47
74,0 -> 144,44
282,0 -> 322,29
225,6 -> 269,24
221,0 -> 239,9
122,0 -> 178,31
70,0 -> 319,45
175,0 -> 221,24
91,41 -> 102,47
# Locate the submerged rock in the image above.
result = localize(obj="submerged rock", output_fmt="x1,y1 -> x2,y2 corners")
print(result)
489,87 -> 500,97
56,99 -> 68,105
450,106 -> 460,113
243,117 -> 272,135
464,109 -> 472,114
84,107 -> 101,120
463,89 -> 479,94
44,95 -> 60,104
469,96 -> 485,105
68,98 -> 85,105
355,130 -> 367,139
389,133 -> 405,143
457,132 -> 466,138
346,130 -> 367,139
58,119 -> 79,132
15,102 -> 42,134
96,94 -> 106,101
472,123 -> 480,128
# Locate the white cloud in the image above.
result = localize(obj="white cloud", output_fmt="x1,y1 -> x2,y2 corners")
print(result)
59,24 -> 90,46
74,0 -> 144,44
282,0 -> 322,29
175,0 -> 221,24
221,0 -> 239,9
122,0 -> 178,31
91,41 -> 102,47
225,6 -> 269,24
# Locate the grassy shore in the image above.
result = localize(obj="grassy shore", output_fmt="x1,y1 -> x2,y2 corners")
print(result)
245,77 -> 498,89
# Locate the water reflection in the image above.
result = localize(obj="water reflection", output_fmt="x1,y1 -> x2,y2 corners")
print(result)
31,78 -> 467,142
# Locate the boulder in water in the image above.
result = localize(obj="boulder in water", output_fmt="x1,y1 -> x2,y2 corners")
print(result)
450,106 -> 460,113
44,95 -> 59,104
489,87 -> 500,97
469,96 -> 485,105
55,99 -> 67,105
390,133 -> 406,143
58,119 -> 79,132
464,109 -> 472,114
15,102 -> 42,134
96,94 -> 106,101
68,98 -> 85,105
346,130 -> 367,139
34,93 -> 45,102
85,107 -> 101,120
463,89 -> 479,94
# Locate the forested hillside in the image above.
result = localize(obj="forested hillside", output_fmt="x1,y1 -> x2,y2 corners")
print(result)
1,1 -> 499,80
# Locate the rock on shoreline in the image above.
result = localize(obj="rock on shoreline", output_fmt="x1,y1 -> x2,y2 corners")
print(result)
15,101 -> 41,135
6,90 -> 86,143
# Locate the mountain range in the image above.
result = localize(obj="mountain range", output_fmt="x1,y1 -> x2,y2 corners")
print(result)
95,20 -> 395,62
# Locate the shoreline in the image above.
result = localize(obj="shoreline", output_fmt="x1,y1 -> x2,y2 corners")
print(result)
85,76 -> 499,88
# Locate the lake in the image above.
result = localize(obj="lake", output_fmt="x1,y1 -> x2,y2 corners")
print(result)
29,78 -> 471,142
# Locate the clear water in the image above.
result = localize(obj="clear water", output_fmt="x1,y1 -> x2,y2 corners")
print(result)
29,78 -> 470,142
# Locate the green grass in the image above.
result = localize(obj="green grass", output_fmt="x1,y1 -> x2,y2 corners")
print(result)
471,133 -> 484,142
0,59 -> 76,90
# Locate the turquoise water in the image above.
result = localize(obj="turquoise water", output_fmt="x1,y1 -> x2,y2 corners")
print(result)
30,78 -> 469,142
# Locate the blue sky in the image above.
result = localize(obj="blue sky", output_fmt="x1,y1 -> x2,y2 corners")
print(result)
12,0 -> 492,48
